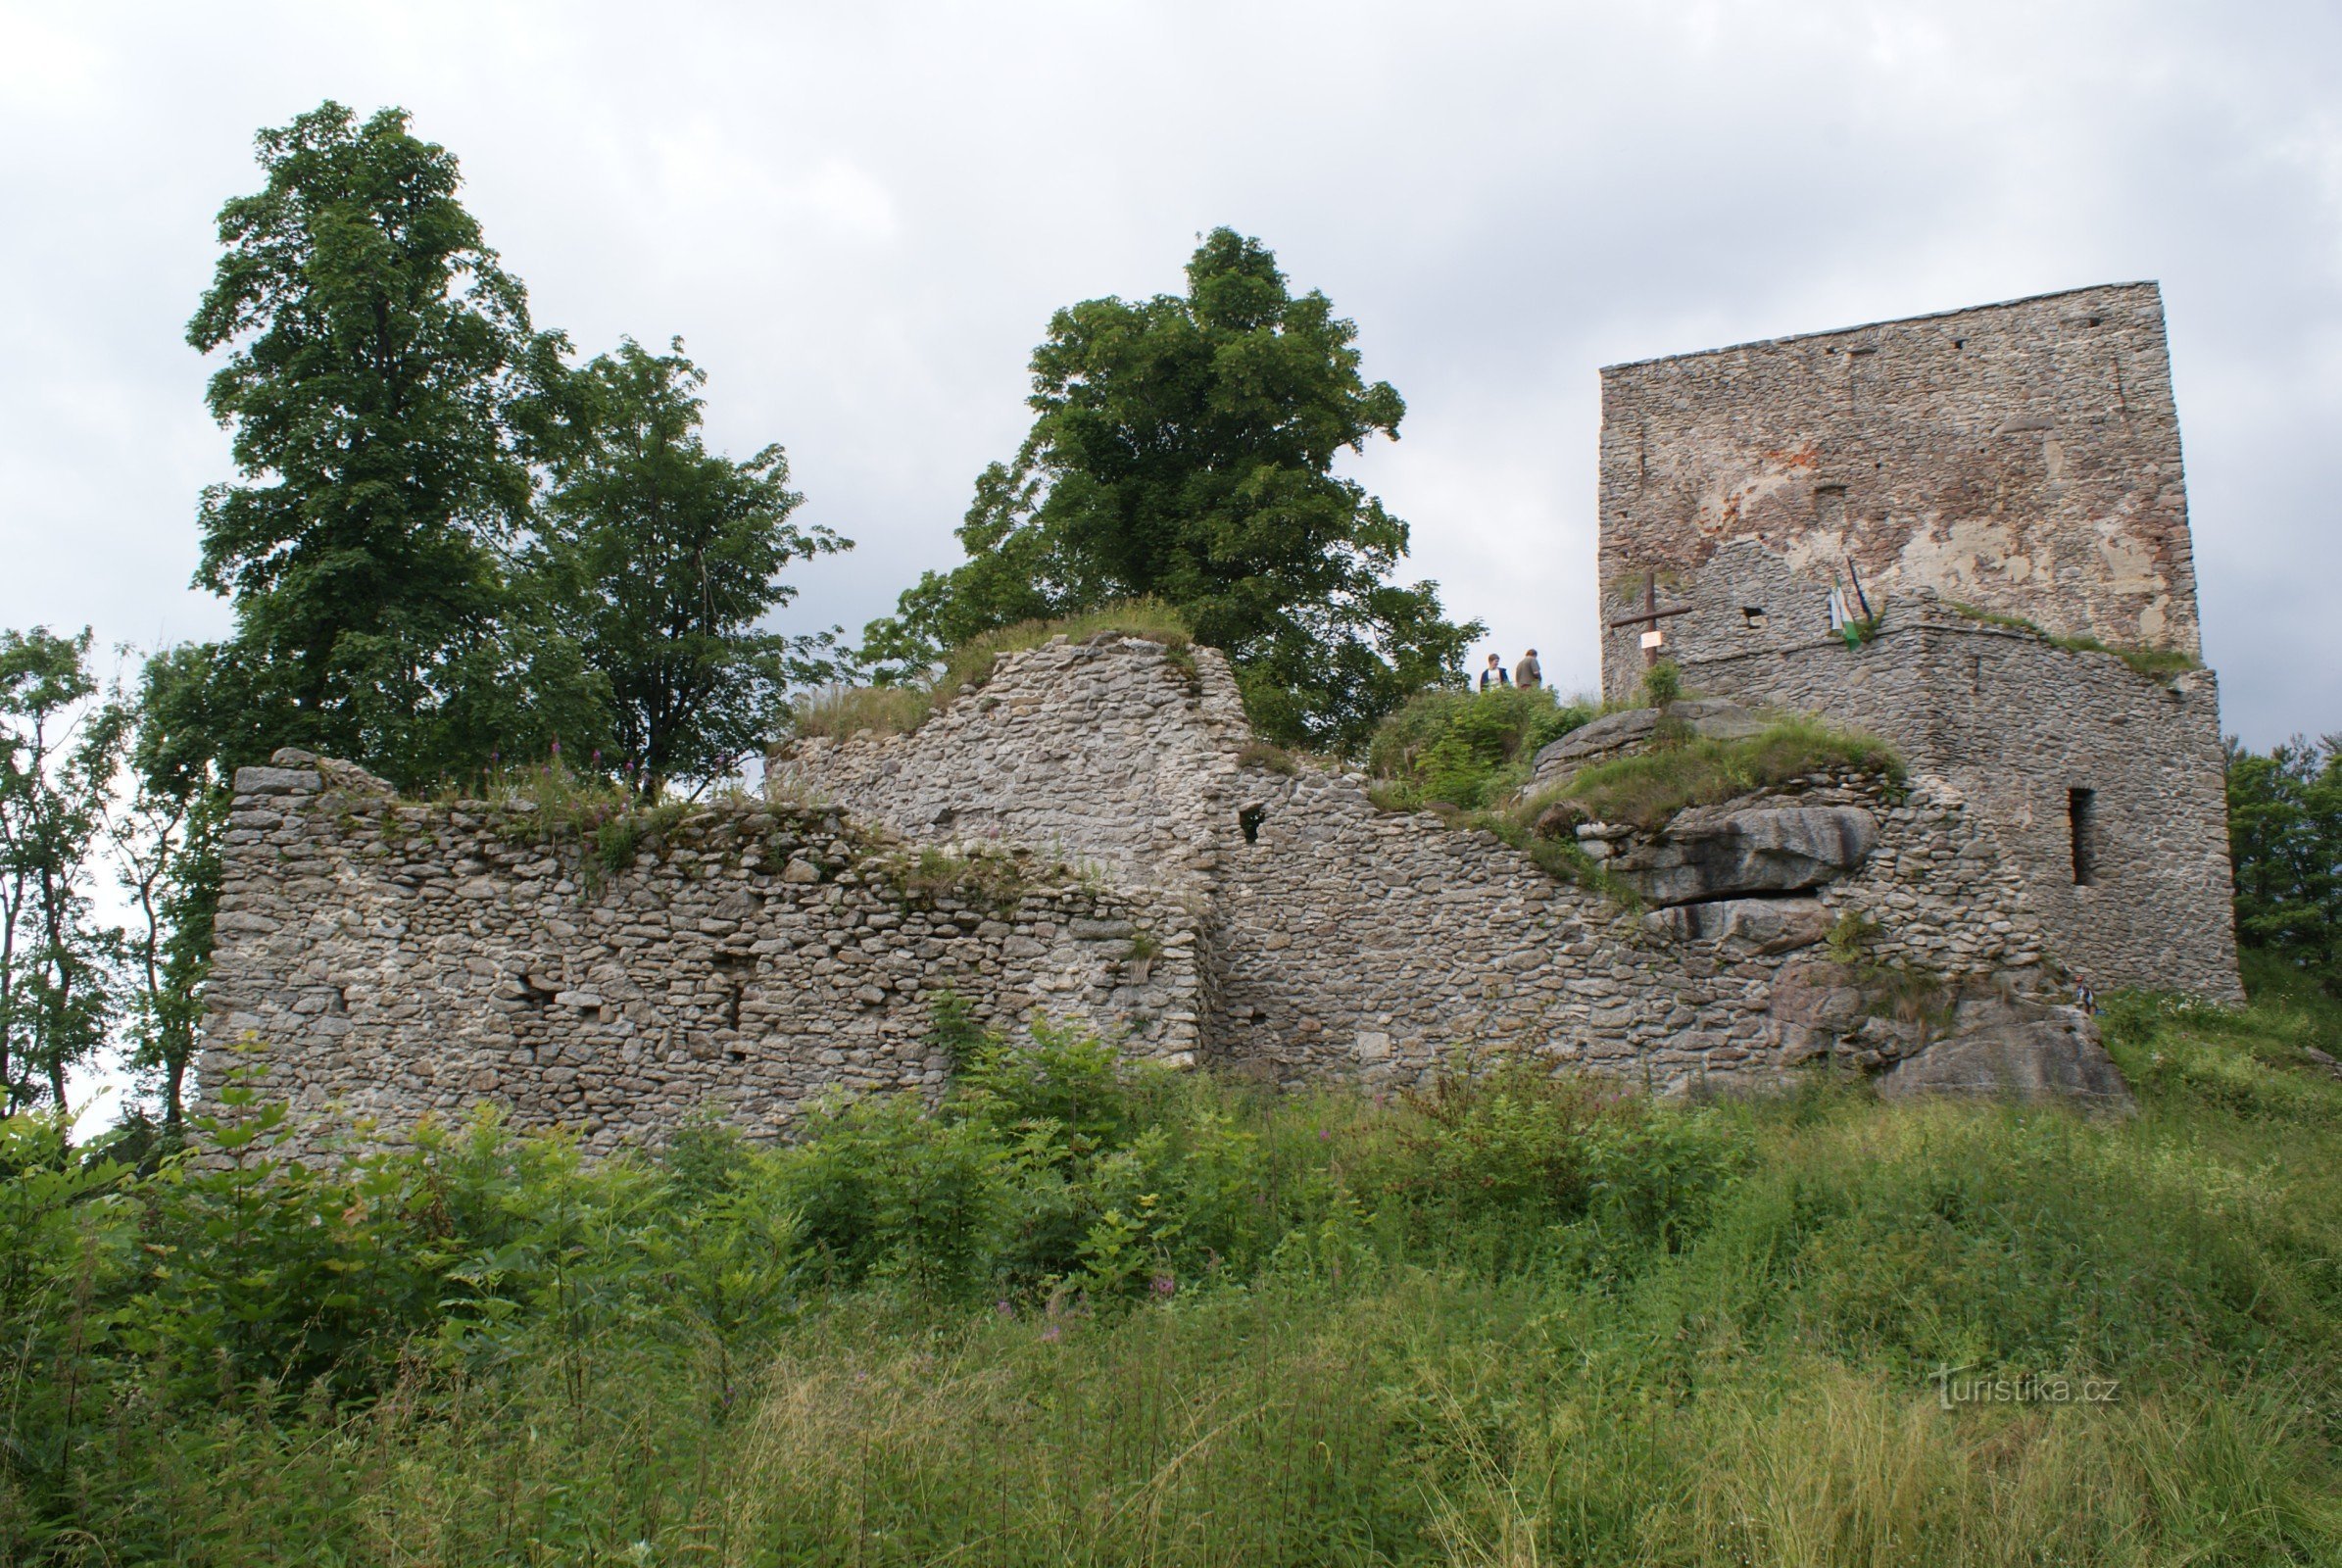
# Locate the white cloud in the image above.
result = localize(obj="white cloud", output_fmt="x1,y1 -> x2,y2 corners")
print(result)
1,0 -> 2339,746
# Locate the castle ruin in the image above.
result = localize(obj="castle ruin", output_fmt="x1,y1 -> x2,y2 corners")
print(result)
197,283 -> 2239,1147
1596,282 -> 2237,1001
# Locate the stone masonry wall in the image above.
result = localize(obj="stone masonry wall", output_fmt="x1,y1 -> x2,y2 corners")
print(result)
1616,541 -> 2241,1002
778,635 -> 1255,893
786,640 -> 2066,1093
206,636 -> 2187,1145
1212,764 -> 2051,1092
200,756 -> 1205,1153
1597,282 -> 2200,667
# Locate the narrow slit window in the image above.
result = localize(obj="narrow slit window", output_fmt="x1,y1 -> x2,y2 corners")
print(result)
2068,788 -> 2097,886
1239,806 -> 1266,844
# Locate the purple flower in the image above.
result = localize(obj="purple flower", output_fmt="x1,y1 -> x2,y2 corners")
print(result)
1041,1322 -> 1062,1343
996,1298 -> 1014,1317
1318,1128 -> 1332,1142
1150,1274 -> 1177,1298
550,738 -> 561,757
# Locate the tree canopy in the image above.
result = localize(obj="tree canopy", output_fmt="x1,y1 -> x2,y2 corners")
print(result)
515,336 -> 851,795
860,228 -> 1480,749
186,101 -> 591,786
2228,735 -> 2342,972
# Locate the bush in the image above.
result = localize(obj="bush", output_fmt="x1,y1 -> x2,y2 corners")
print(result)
1368,684 -> 1594,810
8,989 -> 2342,1563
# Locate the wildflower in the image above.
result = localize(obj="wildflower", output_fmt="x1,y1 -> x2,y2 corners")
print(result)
1041,1322 -> 1061,1343
1150,1273 -> 1177,1298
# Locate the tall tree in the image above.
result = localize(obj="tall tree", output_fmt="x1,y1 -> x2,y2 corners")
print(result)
516,337 -> 851,796
860,227 -> 1481,750
2227,735 -> 2342,971
187,101 -> 589,787
112,644 -> 235,1131
0,629 -> 125,1118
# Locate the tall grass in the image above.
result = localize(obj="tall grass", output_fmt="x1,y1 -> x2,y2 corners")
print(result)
791,600 -> 1195,741
5,982 -> 2340,1564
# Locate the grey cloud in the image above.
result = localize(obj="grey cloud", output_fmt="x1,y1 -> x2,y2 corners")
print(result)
3,0 -> 2337,746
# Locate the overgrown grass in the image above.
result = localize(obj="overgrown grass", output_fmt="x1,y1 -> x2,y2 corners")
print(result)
1367,684 -> 1595,811
791,599 -> 1195,740
868,843 -> 1037,912
1545,712 -> 1903,830
8,983 -> 2340,1564
433,763 -> 695,887
1944,600 -> 2202,682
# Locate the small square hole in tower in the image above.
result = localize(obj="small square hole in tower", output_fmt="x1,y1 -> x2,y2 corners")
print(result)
2068,788 -> 2097,886
1741,606 -> 1769,630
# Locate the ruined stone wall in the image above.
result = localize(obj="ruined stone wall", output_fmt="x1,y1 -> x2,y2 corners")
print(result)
205,638 -> 2144,1147
788,641 -> 2070,1093
779,635 -> 1254,893
1211,765 -> 2053,1093
1597,282 -> 2199,674
1622,547 -> 2240,1001
200,757 -> 1205,1153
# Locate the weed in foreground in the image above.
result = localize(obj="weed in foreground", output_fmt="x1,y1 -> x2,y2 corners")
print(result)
5,984 -> 2339,1564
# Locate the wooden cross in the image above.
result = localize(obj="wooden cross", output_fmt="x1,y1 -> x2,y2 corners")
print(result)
1605,571 -> 1695,665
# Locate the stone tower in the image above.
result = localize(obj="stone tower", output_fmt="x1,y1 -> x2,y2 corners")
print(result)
1594,283 -> 2240,1002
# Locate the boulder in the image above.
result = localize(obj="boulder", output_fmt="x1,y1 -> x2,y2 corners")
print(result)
1876,999 -> 2133,1112
1606,805 -> 1878,906
1768,958 -> 2134,1111
231,764 -> 320,796
1642,896 -> 1831,953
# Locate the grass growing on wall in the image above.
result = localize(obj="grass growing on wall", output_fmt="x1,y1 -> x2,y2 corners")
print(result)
7,982 -> 2341,1564
791,599 -> 1195,741
1943,600 -> 2202,682
1540,713 -> 1904,831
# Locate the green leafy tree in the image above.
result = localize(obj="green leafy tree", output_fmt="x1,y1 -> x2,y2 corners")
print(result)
0,629 -> 126,1117
110,644 -> 236,1131
2227,735 -> 2342,970
516,336 -> 850,796
861,227 -> 1482,750
187,101 -> 593,788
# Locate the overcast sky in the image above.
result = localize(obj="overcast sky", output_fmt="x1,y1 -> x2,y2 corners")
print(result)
3,1 -> 2338,748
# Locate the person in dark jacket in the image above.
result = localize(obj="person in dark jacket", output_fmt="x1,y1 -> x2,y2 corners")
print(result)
1479,654 -> 1510,691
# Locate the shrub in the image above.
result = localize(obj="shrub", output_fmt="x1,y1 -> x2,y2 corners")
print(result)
1368,684 -> 1594,810
6,984 -> 2342,1564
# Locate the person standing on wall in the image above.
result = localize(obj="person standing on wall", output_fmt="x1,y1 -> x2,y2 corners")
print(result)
1515,649 -> 1541,690
1480,654 -> 1510,691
